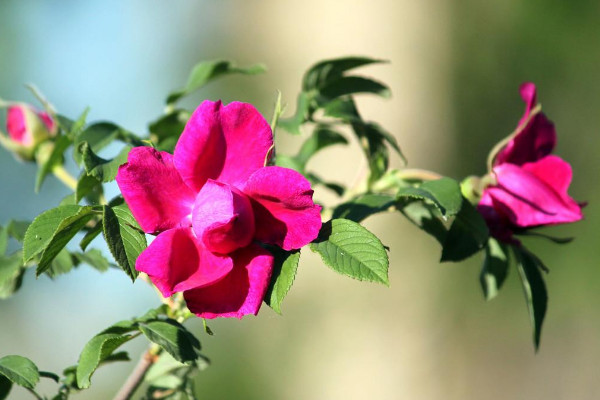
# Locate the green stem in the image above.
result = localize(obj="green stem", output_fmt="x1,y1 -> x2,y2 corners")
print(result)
52,165 -> 78,191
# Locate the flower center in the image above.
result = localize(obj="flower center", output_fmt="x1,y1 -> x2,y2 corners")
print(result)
192,179 -> 255,254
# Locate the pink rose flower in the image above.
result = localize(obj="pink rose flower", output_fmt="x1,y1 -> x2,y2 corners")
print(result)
116,100 -> 322,318
1,104 -> 56,159
477,83 -> 583,242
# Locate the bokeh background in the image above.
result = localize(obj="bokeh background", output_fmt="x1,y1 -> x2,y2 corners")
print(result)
1,1 -> 599,399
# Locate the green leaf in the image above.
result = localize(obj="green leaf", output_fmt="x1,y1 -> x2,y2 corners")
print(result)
23,205 -> 94,271
0,355 -> 39,389
303,56 -> 386,91
275,154 -> 303,171
60,365 -> 78,391
278,93 -> 310,135
139,320 -> 201,364
79,142 -> 132,183
101,320 -> 140,335
80,222 -> 102,251
73,249 -> 110,272
149,109 -> 191,152
76,173 -> 103,204
59,193 -> 77,206
135,305 -> 169,323
145,353 -> 187,383
66,108 -> 90,141
359,121 -> 405,163
310,219 -> 389,285
332,194 -> 395,222
351,121 -> 390,184
149,109 -> 191,140
322,98 -> 361,121
76,333 -> 135,389
55,114 -> 74,135
102,204 -> 146,281
45,248 -> 75,279
270,90 -> 284,134
295,126 -> 347,168
515,247 -> 548,350
147,374 -> 183,391
397,178 -> 463,216
264,248 -> 300,314
0,375 -> 11,400
6,220 -> 29,242
0,252 -> 24,299
101,352 -> 131,364
29,206 -> 96,276
480,238 -> 509,300
399,200 -> 447,245
318,76 -> 391,103
73,122 -> 120,165
35,135 -> 71,192
167,60 -> 266,104
440,200 -> 489,262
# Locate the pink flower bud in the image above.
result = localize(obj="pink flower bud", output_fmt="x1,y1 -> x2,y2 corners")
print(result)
1,103 -> 56,160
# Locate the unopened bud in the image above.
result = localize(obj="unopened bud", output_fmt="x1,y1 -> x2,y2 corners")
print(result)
0,103 -> 56,161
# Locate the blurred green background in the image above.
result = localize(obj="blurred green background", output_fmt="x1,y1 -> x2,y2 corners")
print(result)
1,1 -> 599,399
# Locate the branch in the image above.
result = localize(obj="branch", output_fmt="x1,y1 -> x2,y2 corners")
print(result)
112,346 -> 159,400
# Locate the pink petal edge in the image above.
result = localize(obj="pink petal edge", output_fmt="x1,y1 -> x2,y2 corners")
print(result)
192,179 -> 255,254
136,227 -> 234,298
243,166 -> 322,251
116,147 -> 196,234
489,161 -> 582,228
183,243 -> 274,319
174,100 -> 273,192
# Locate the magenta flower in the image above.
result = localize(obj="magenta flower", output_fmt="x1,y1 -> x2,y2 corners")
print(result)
116,100 -> 322,318
477,83 -> 583,242
1,104 -> 56,159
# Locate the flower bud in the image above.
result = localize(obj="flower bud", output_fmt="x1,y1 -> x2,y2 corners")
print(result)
0,103 -> 56,161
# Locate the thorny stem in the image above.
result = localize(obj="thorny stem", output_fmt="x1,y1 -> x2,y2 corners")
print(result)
112,345 -> 161,400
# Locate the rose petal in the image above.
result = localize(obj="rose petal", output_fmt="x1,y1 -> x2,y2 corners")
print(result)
39,111 -> 56,133
495,112 -> 556,166
174,100 -> 273,191
517,82 -> 537,127
116,147 -> 196,233
477,191 -> 517,243
136,227 -> 233,298
522,155 -> 572,195
243,166 -> 322,250
7,106 -> 32,146
488,160 -> 582,227
192,179 -> 255,254
184,243 -> 274,319
495,83 -> 556,166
